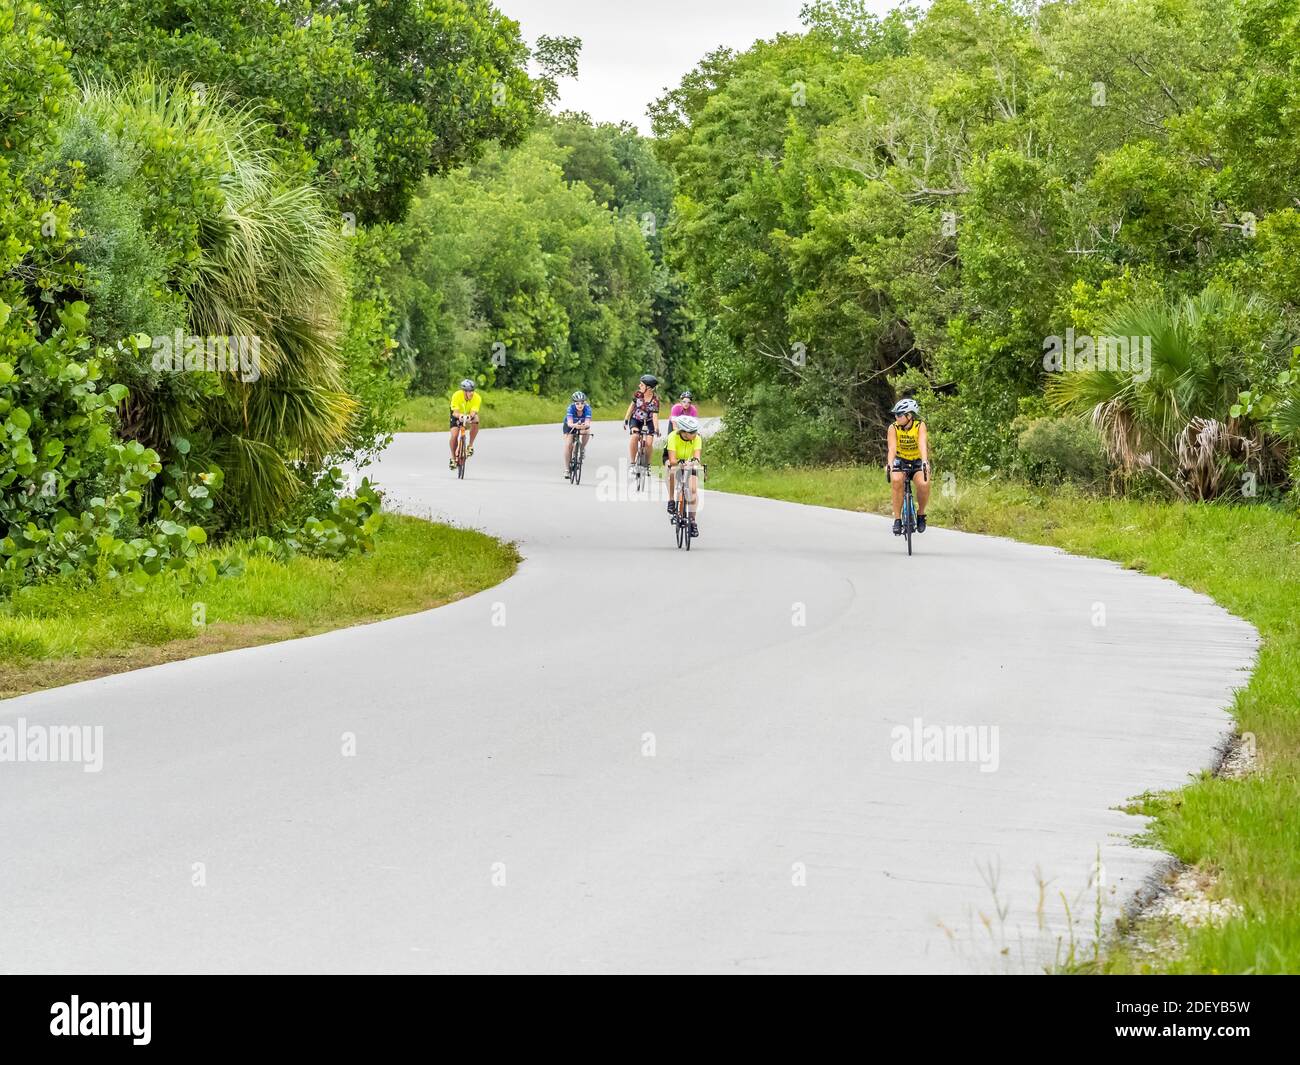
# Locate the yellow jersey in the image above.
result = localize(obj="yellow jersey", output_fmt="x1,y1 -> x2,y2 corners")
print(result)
450,389 -> 482,416
665,430 -> 703,462
893,418 -> 923,460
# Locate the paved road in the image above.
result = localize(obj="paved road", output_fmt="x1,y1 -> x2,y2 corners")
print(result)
0,422 -> 1258,973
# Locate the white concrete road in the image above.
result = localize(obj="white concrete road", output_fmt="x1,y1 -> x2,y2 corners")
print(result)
0,422 -> 1258,973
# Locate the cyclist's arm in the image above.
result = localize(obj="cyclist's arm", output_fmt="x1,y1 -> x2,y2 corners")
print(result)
919,423 -> 930,473
886,424 -> 897,468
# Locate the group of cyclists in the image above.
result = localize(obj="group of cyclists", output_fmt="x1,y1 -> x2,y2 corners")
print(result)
447,374 -> 930,541
563,374 -> 704,537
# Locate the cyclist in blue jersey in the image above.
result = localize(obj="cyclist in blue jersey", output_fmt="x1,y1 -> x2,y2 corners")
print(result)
563,391 -> 593,478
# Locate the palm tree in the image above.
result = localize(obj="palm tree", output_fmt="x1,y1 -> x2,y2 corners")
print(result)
1047,284 -> 1280,500
75,75 -> 356,526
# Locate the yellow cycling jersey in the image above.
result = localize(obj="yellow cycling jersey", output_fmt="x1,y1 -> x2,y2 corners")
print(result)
893,418 -> 923,461
450,389 -> 482,415
666,430 -> 702,462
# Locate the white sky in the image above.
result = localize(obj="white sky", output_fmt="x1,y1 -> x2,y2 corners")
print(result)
504,1 -> 825,133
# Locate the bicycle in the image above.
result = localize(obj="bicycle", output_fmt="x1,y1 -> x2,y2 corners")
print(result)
887,461 -> 927,556
629,424 -> 654,492
670,460 -> 704,550
454,415 -> 473,479
567,428 -> 592,485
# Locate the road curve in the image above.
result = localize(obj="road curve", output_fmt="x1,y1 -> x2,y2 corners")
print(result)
0,422 -> 1258,973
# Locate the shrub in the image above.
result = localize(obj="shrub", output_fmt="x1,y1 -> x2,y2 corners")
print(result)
1014,416 -> 1108,487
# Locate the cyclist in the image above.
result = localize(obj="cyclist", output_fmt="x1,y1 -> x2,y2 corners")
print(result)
563,391 -> 593,478
449,379 -> 481,470
885,397 -> 930,535
663,390 -> 698,463
623,374 -> 661,470
665,414 -> 703,537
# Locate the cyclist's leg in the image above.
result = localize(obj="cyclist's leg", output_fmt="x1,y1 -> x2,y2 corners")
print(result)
563,424 -> 573,470
890,468 -> 905,518
627,420 -> 640,463
666,459 -> 678,511
467,416 -> 479,454
915,466 -> 931,514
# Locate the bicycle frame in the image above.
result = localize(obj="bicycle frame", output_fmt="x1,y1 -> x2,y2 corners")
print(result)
568,426 -> 591,484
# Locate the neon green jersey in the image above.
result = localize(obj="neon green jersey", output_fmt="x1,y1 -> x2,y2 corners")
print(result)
665,430 -> 702,462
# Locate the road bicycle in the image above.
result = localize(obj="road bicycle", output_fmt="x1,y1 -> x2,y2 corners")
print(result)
454,415 -> 473,479
670,461 -> 704,550
888,461 -> 927,556
567,428 -> 592,485
629,425 -> 654,492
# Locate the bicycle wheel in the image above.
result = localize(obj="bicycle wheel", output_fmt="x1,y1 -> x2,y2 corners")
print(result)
636,440 -> 649,492
457,436 -> 467,479
685,514 -> 692,551
903,487 -> 914,555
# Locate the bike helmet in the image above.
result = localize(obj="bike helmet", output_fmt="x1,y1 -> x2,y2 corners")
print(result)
461,379 -> 477,392
676,415 -> 701,434
679,390 -> 693,401
572,391 -> 587,403
891,398 -> 919,417
640,374 -> 659,388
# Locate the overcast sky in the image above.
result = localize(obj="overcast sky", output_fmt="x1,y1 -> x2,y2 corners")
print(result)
505,1 -> 853,133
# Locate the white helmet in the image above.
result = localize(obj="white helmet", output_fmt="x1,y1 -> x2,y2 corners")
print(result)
891,398 -> 919,416
676,415 -> 700,434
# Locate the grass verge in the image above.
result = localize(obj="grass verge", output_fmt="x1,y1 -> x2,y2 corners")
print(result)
707,460 -> 1300,974
0,514 -> 519,700
397,389 -> 723,431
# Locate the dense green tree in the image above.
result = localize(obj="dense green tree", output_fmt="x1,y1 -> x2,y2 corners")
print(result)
47,0 -> 566,223
390,129 -> 658,400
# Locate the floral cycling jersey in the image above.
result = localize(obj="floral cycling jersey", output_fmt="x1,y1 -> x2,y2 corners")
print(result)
630,390 -> 659,424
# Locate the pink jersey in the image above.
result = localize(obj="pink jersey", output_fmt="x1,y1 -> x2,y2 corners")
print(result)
670,403 -> 698,419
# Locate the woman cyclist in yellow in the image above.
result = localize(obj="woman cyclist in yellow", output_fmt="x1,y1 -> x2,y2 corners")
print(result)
885,397 -> 930,535
665,415 -> 703,538
449,379 -> 482,469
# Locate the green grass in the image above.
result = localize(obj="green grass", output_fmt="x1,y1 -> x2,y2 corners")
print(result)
0,514 -> 519,700
397,389 -> 724,431
708,460 -> 1300,974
